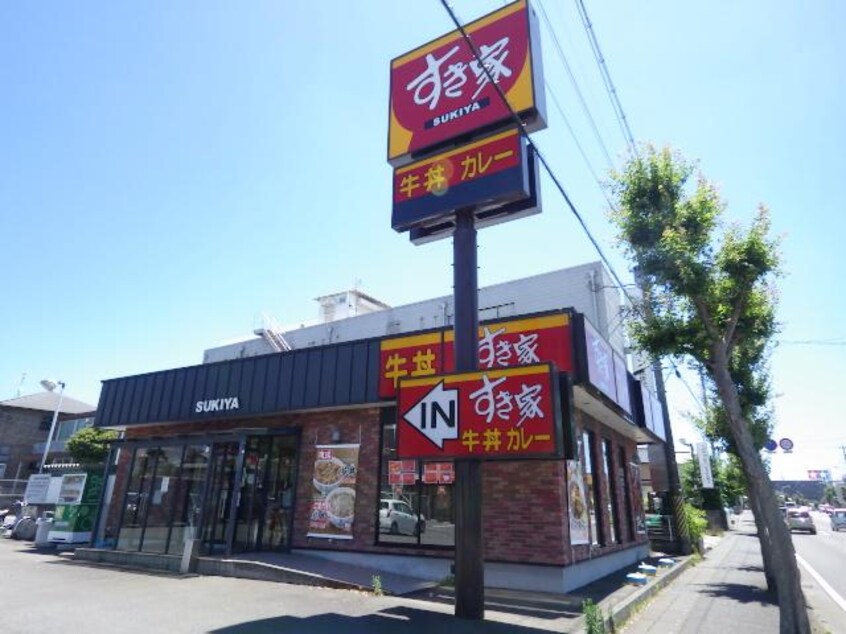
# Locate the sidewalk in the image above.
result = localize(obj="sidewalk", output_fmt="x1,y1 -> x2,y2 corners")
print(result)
621,515 -> 779,633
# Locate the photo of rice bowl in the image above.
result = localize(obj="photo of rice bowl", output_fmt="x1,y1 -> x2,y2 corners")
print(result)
325,487 -> 356,530
313,457 -> 346,494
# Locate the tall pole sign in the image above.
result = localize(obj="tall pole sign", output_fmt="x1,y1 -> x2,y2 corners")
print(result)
387,0 -> 546,620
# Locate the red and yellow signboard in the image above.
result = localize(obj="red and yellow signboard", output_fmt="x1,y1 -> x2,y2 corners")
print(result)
379,312 -> 572,399
387,0 -> 545,166
397,363 -> 560,460
392,128 -> 530,232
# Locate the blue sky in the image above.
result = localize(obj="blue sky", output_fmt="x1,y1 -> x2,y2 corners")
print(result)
2,1 -> 843,480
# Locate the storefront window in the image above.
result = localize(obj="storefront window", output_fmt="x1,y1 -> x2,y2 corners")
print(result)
602,439 -> 621,544
116,448 -> 158,551
378,414 -> 454,548
619,446 -> 635,542
582,430 -> 601,546
166,445 -> 208,554
140,445 -> 184,553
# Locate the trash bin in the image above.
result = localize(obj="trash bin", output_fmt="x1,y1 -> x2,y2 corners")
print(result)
35,517 -> 54,548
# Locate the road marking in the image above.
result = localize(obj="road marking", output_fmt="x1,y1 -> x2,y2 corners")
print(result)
797,554 -> 846,613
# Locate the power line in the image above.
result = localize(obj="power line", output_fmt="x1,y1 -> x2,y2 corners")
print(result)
573,0 -> 637,156
534,0 -> 615,169
439,0 -> 706,411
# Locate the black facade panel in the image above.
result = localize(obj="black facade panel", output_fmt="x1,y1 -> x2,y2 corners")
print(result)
334,344 -> 353,404
148,373 -> 164,422
250,356 -> 269,415
116,379 -> 137,425
160,370 -> 179,421
290,352 -> 309,410
239,359 -> 255,415
96,382 -> 116,427
363,340 -> 380,403
304,350 -> 323,408
319,347 -> 338,406
128,378 -> 144,426
203,364 -> 219,401
261,355 -> 282,413
171,369 -> 187,422
137,374 -> 155,425
181,366 -> 198,421
276,354 -> 294,411
348,341 -> 370,404
217,363 -> 232,401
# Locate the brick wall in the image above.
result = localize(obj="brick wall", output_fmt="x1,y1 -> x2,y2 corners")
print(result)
115,405 -> 647,566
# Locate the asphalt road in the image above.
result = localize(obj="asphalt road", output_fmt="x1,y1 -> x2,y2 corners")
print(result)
791,510 -> 846,632
0,538 -> 569,634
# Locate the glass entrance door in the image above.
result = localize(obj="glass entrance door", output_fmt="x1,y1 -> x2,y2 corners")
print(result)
201,442 -> 239,555
232,435 -> 298,553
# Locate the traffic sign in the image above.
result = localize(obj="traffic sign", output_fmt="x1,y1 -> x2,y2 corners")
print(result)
764,438 -> 778,452
397,363 -> 562,460
779,437 -> 794,453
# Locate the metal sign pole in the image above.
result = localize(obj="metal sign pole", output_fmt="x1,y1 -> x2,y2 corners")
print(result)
452,207 -> 484,620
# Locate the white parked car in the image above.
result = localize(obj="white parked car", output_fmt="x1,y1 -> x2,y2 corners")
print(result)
379,499 -> 425,536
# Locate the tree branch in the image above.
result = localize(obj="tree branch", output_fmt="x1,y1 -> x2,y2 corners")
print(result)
724,290 -> 750,357
692,295 -> 720,342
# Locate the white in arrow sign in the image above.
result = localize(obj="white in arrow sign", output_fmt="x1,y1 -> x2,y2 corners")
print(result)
403,381 -> 460,449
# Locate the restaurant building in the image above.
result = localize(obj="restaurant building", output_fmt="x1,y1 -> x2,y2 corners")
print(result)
90,262 -> 666,592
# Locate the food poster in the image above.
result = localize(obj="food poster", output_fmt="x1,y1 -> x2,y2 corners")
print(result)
308,444 -> 359,540
567,460 -> 590,545
631,463 -> 647,534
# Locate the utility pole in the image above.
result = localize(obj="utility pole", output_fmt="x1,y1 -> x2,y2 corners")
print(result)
634,267 -> 691,555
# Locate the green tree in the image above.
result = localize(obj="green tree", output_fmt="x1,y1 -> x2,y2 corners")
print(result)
823,485 -> 839,506
610,146 -> 809,633
66,426 -> 118,465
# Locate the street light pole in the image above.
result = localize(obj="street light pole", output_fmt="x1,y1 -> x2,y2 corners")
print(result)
38,379 -> 65,474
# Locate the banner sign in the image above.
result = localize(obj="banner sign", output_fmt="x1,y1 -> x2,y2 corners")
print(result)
24,474 -> 52,505
695,442 -> 714,489
567,460 -> 590,545
380,311 -> 572,399
388,460 -> 418,485
583,317 -> 633,418
807,469 -> 831,482
308,444 -> 360,540
397,363 -> 561,460
387,0 -> 546,165
392,128 -> 531,232
423,462 -> 455,484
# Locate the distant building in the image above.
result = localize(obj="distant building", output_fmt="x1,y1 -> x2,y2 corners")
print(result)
0,392 -> 96,479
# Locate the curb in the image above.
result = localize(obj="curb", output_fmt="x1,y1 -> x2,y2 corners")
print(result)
607,555 -> 696,631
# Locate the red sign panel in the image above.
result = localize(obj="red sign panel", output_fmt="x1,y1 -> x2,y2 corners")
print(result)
387,0 -> 545,166
397,363 -> 561,460
423,462 -> 455,484
388,460 -> 418,485
380,312 -> 572,399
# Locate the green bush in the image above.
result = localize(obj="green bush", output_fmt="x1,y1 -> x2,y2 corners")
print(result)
582,599 -> 606,634
682,502 -> 708,553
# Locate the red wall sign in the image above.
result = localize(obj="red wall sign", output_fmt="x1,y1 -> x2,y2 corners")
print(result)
397,363 -> 561,460
387,0 -> 545,166
379,312 -> 572,399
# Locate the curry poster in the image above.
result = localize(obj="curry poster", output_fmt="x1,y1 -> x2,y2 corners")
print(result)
567,460 -> 590,545
308,444 -> 360,540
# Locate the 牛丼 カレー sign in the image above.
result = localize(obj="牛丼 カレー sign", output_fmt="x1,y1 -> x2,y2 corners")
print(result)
392,127 -> 532,232
387,0 -> 546,166
397,363 -> 561,460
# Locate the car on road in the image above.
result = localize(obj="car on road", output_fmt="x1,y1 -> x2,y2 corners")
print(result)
379,499 -> 425,536
830,509 -> 846,532
786,508 -> 816,534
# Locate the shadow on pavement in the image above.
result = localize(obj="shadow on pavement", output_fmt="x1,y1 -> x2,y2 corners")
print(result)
408,586 -> 582,621
209,605 -> 553,634
696,582 -> 776,606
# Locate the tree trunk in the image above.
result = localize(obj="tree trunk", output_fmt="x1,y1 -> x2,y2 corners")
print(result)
745,479 -> 777,592
711,346 -> 810,633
